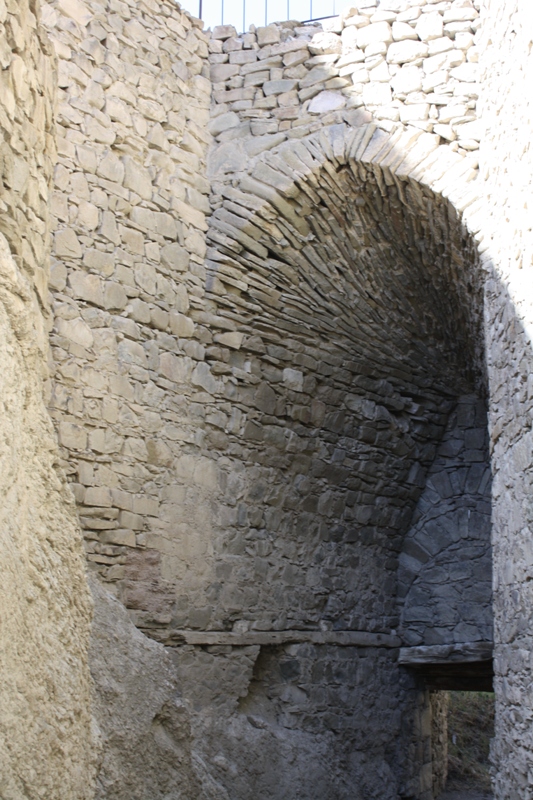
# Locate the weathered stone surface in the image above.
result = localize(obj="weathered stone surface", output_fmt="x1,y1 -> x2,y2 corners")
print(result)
0,5 -> 94,794
89,578 -> 200,799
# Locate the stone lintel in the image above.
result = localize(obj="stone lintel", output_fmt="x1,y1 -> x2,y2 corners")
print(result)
153,629 -> 402,648
398,642 -> 493,665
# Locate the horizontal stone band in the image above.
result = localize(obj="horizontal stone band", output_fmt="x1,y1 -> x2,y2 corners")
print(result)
154,629 -> 402,648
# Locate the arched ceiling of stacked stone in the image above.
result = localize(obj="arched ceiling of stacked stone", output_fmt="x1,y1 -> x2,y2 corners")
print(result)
200,124 -> 487,634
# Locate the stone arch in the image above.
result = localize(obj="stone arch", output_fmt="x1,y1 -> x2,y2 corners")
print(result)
204,122 -> 490,639
180,122 -> 493,799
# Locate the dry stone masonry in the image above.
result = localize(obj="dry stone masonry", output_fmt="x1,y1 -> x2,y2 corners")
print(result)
42,0 -> 213,630
0,1 -> 95,797
0,0 -> 532,797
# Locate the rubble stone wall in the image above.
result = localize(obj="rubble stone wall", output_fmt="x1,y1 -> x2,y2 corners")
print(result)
40,0 -> 495,797
477,0 -> 533,795
6,0 -> 533,796
41,0 -> 214,631
0,1 -> 95,797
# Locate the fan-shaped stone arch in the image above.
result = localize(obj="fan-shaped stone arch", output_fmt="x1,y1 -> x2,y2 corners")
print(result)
203,122 -> 490,641
172,122 -> 493,800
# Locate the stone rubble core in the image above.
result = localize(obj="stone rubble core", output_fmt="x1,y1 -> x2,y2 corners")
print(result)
0,0 -> 532,797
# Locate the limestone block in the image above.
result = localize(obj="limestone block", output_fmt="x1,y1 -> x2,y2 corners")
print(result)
150,306 -> 168,332
443,7 -> 478,23
56,316 -> 94,349
208,111 -> 240,136
161,243 -> 189,272
69,271 -> 104,307
357,21 -> 392,49
191,361 -> 218,394
308,90 -> 346,114
391,65 -> 423,94
428,36 -> 454,56
210,63 -> 240,83
349,65 -> 370,84
59,421 -> 88,450
391,22 -> 418,42
54,228 -> 83,259
450,62 -> 478,83
85,487 -> 113,507
400,103 -> 430,122
264,80 -> 298,96
123,157 -> 153,201
97,151 -> 125,184
57,0 -> 92,26
212,24 -> 237,40
170,311 -> 195,337
433,123 -> 456,141
214,331 -> 244,349
83,248 -> 115,278
100,211 -> 120,245
283,368 -> 304,392
257,25 -> 280,46
415,13 -> 443,42
100,529 -> 136,547
77,200 -> 100,230
423,49 -> 464,73
387,40 -> 429,64
104,282 -> 128,311
309,32 -> 342,55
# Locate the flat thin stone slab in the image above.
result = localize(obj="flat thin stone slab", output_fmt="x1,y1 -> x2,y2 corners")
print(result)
399,642 -> 493,664
156,629 -> 402,648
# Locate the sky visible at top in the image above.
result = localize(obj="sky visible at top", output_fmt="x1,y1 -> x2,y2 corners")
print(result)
179,0 -> 344,33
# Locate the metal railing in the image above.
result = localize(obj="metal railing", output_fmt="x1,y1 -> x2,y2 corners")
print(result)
192,0 -> 342,32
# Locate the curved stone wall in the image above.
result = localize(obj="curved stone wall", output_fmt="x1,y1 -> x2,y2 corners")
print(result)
172,121 -> 490,797
0,1 -> 95,797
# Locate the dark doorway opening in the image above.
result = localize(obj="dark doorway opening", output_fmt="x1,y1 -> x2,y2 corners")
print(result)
440,690 -> 494,800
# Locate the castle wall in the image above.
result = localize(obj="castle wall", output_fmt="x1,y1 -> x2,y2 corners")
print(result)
0,1 -> 95,797
478,0 -> 533,795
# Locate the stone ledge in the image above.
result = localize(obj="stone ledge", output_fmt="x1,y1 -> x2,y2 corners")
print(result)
151,629 -> 402,648
398,642 -> 493,665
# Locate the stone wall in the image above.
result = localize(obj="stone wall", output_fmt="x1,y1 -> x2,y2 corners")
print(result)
5,0 -> 533,796
208,0 -> 481,189
477,0 -> 533,795
40,0 -> 496,797
399,392 -> 492,647
41,0 -> 213,631
0,0 -> 95,797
